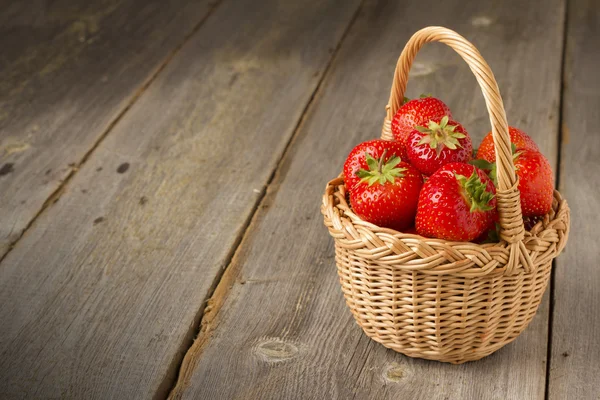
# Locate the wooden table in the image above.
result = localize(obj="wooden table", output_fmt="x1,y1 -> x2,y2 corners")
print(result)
0,0 -> 597,398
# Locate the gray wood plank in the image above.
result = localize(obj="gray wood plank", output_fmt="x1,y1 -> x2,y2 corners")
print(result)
0,0 -> 361,398
171,0 -> 566,399
548,0 -> 600,399
0,0 -> 214,257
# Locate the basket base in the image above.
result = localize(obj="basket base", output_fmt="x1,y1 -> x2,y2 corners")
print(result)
362,328 -> 522,364
337,252 -> 553,364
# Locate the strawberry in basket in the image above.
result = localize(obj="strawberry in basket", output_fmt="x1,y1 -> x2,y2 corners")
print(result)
472,146 -> 554,218
343,139 -> 408,190
346,142 -> 423,231
415,163 -> 497,241
512,149 -> 554,216
471,127 -> 554,218
391,95 -> 452,149
476,126 -> 539,162
406,116 -> 473,175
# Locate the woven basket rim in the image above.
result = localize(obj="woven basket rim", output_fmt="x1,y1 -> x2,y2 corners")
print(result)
322,174 -> 570,278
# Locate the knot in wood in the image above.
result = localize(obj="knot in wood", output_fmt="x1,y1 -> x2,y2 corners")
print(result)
383,363 -> 406,382
255,339 -> 298,362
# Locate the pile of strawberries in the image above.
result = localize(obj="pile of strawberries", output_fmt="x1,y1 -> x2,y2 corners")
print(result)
343,95 -> 554,242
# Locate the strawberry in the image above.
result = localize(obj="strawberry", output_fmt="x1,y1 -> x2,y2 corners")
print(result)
476,126 -> 539,163
349,151 -> 423,231
406,116 -> 473,176
471,148 -> 554,217
415,163 -> 497,241
513,149 -> 554,217
343,139 -> 407,191
391,95 -> 452,148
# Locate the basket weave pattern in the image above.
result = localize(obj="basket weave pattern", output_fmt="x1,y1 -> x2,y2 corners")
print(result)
321,27 -> 570,364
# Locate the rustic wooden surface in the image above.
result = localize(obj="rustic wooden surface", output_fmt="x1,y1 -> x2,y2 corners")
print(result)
169,0 -> 566,399
0,0 -> 595,398
0,0 -> 361,398
548,0 -> 600,399
0,0 -> 216,258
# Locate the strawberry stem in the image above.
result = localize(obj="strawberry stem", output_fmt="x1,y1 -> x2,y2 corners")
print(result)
356,151 -> 406,186
415,116 -> 465,158
378,149 -> 387,173
455,171 -> 495,212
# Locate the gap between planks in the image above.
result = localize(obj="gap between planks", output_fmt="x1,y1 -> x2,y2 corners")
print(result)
165,3 -> 366,398
0,0 -> 225,267
544,1 -> 570,399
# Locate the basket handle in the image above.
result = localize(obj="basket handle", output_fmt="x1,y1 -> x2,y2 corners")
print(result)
381,26 -> 532,273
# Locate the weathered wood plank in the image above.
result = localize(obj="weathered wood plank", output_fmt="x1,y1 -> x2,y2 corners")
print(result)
0,0 -> 361,398
548,0 -> 600,398
0,0 -> 214,257
172,0 -> 566,399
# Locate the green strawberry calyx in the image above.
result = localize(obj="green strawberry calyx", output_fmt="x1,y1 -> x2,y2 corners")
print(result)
455,171 -> 495,212
356,150 -> 406,186
470,159 -> 497,185
470,143 -> 520,187
415,115 -> 466,157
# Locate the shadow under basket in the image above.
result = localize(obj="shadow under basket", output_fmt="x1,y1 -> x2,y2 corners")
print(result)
321,26 -> 570,364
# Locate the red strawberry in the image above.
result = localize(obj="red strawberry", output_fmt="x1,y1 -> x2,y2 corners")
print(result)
343,139 -> 407,191
415,163 -> 497,241
406,116 -> 473,176
350,151 -> 423,231
391,96 -> 452,148
471,148 -> 554,217
476,126 -> 539,163
513,149 -> 554,217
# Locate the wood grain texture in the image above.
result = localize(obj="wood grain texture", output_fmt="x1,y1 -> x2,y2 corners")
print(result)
174,0 -> 566,399
0,0 -> 214,257
548,0 -> 600,398
0,0 -> 361,398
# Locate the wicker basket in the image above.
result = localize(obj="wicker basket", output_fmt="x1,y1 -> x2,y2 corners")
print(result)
321,26 -> 570,364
